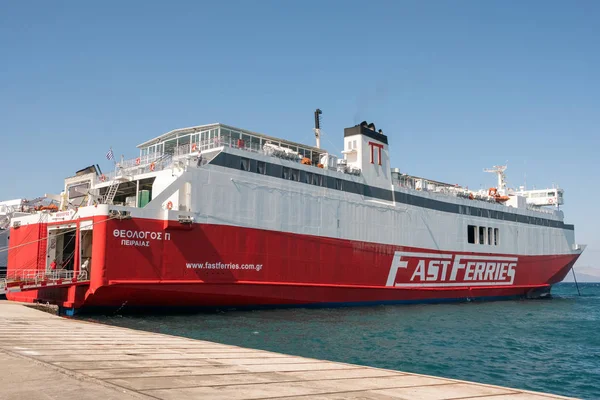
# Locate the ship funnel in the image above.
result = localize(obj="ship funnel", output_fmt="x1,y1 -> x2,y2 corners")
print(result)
342,121 -> 391,188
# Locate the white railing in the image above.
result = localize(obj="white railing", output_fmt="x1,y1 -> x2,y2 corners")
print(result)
102,153 -> 173,181
526,206 -> 558,216
173,135 -> 262,157
1,269 -> 89,294
392,181 -> 560,217
117,152 -> 164,170
97,137 -> 560,219
103,135 -> 309,184
5,269 -> 88,282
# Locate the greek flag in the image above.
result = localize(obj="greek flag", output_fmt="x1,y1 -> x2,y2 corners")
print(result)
105,148 -> 114,161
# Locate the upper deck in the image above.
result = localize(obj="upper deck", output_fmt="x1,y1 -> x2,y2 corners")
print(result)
73,121 -> 563,217
137,123 -> 328,167
4,120 -> 568,234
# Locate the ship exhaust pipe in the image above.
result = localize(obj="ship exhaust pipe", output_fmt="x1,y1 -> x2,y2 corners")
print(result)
314,108 -> 322,148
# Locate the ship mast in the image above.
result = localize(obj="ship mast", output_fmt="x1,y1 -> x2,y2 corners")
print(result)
314,108 -> 322,148
484,165 -> 507,193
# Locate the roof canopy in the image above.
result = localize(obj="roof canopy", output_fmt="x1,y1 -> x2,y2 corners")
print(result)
136,123 -> 326,154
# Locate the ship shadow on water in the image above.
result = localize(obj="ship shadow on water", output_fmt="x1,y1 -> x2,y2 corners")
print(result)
77,290 -> 567,317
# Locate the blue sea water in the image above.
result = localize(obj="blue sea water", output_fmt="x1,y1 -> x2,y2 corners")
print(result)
87,283 -> 600,399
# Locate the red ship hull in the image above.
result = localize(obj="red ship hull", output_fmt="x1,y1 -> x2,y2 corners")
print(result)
7,217 -> 581,312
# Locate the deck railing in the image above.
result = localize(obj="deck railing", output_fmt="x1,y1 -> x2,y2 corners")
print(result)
173,135 -> 263,157
0,269 -> 89,295
101,137 -> 561,219
103,153 -> 173,181
5,269 -> 88,282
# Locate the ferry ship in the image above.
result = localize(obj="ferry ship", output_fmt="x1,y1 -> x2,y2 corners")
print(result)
1,112 -> 585,313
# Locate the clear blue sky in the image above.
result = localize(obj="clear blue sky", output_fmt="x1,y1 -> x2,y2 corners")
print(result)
1,1 -> 598,269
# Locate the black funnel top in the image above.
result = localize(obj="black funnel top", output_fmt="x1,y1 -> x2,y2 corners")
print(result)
344,121 -> 388,145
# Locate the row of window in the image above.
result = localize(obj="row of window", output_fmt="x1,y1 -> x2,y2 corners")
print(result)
467,225 -> 499,246
458,206 -> 556,226
141,126 -> 318,161
240,157 -> 344,190
525,191 -> 559,198
218,153 -> 571,230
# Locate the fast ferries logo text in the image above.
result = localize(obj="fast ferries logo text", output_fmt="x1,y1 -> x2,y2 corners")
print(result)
386,251 -> 518,287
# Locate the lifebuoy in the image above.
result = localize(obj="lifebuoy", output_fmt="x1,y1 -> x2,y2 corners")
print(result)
135,157 -> 141,165
166,201 -> 173,210
549,198 -> 554,204
192,143 -> 198,151
100,174 -> 106,182
150,162 -> 155,171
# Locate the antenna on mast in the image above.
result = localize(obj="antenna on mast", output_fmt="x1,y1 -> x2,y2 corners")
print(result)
314,108 -> 322,148
484,165 -> 508,193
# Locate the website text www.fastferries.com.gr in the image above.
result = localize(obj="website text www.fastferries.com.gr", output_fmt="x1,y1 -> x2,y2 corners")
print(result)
186,262 -> 263,271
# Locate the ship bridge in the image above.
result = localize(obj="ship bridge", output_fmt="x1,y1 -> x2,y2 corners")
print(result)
515,188 -> 564,207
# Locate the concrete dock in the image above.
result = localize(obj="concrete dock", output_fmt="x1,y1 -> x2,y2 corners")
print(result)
0,302 -> 576,400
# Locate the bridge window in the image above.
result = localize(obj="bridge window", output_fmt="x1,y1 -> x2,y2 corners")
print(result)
467,225 -> 476,244
68,182 -> 90,200
240,157 -> 250,172
257,161 -> 266,174
304,172 -> 312,184
312,173 -> 320,186
178,134 -> 190,147
164,139 -> 177,155
291,169 -> 300,182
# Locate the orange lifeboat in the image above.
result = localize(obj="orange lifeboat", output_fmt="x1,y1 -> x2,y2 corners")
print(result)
36,204 -> 58,211
488,187 -> 509,202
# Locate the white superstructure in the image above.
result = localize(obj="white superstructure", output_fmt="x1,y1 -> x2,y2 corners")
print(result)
11,119 -> 573,262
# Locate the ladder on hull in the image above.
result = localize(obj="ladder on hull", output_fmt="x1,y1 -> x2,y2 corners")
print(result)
36,213 -> 49,270
0,269 -> 89,295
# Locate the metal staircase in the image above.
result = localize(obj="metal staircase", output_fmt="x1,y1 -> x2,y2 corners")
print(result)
102,181 -> 120,205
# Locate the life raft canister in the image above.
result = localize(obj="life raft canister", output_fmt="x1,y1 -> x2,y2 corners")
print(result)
150,162 -> 156,171
166,201 -> 173,210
